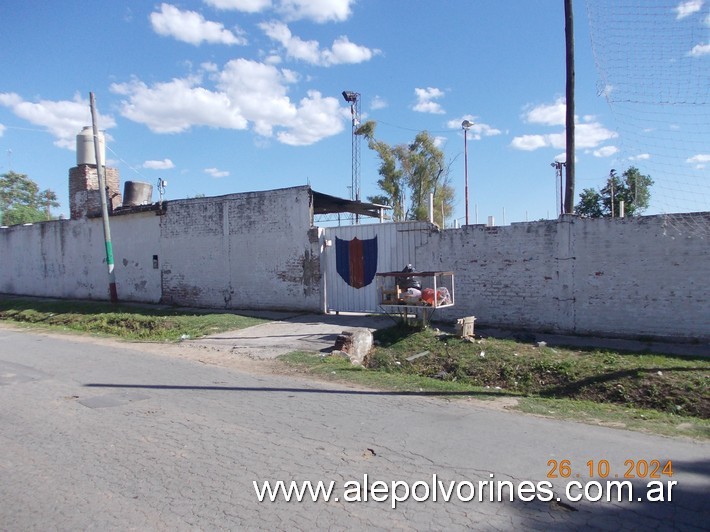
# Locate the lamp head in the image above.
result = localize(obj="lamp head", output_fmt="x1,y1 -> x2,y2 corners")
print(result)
461,119 -> 474,130
342,91 -> 359,103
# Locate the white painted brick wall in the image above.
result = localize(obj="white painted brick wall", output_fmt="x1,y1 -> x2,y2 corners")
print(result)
0,214 -> 162,302
1,187 -> 707,341
111,212 -> 162,302
158,186 -> 321,311
430,214 -> 709,341
0,186 -> 320,311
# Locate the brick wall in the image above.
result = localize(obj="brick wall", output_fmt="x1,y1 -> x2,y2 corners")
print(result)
427,214 -> 710,341
0,213 -> 161,302
1,186 -> 320,310
69,165 -> 122,219
158,186 -> 321,311
2,185 -> 708,340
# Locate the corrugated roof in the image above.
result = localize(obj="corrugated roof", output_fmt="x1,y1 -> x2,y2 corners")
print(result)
312,190 -> 390,219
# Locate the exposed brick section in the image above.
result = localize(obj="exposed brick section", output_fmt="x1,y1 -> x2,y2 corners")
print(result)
69,165 -> 122,219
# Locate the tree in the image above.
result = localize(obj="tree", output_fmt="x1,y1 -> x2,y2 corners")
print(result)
0,171 -> 59,225
356,120 -> 455,226
575,167 -> 653,218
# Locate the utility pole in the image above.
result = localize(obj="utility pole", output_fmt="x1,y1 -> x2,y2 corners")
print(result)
89,92 -> 118,303
564,0 -> 576,213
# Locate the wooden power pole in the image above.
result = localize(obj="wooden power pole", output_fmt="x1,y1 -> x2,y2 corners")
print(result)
564,0 -> 576,214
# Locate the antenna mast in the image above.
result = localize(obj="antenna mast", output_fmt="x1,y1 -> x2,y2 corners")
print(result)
342,90 -> 361,223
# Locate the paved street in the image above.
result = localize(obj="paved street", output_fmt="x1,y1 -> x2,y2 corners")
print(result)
1,327 -> 708,530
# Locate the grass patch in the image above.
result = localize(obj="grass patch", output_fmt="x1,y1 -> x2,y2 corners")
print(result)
281,351 -> 508,397
518,398 -> 710,440
0,297 -> 266,341
367,324 -> 709,419
279,324 -> 710,438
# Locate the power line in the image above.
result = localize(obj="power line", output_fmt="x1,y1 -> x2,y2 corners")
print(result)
104,144 -> 151,181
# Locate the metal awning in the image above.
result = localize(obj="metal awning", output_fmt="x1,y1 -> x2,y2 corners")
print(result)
312,190 -> 390,219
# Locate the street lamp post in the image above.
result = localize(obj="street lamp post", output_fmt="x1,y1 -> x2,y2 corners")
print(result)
461,120 -> 474,225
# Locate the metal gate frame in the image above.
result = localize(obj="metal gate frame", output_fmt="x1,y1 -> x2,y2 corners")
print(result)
320,221 -> 436,313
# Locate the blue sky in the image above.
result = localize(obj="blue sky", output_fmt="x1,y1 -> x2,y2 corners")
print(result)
0,1 -> 707,224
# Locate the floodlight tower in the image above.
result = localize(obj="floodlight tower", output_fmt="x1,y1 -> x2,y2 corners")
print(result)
342,91 -> 361,218
461,119 -> 474,225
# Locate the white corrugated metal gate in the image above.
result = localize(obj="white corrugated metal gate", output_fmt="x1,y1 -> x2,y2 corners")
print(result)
321,221 -> 437,313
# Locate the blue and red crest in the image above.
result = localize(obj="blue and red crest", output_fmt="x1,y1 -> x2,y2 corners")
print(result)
335,236 -> 378,289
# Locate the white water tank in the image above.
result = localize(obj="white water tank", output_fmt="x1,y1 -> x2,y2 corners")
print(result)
76,126 -> 106,166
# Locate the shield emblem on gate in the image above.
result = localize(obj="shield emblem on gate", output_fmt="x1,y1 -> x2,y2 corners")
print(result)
335,236 -> 378,289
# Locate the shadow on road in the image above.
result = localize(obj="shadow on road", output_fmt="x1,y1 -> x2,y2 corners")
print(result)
83,382 -> 518,397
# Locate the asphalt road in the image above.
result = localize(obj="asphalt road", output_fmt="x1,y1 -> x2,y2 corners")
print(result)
1,328 -> 708,530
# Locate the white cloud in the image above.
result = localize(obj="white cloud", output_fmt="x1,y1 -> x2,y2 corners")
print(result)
259,21 -> 378,66
111,59 -> 344,145
204,0 -> 272,12
689,42 -> 710,56
204,0 -> 354,22
575,122 -> 618,148
143,158 -> 175,170
0,92 -> 116,150
204,167 -> 230,177
413,87 -> 445,114
150,3 -> 246,46
259,21 -> 319,63
510,135 -> 549,151
200,62 -> 219,73
0,93 -> 22,107
277,0 -> 353,23
593,146 -> 619,158
675,0 -> 704,19
281,68 -> 300,83
510,123 -> 616,151
629,153 -> 651,161
546,132 -> 567,149
217,58 -> 298,136
687,153 -> 710,168
0,123 -> 5,137
432,136 -> 447,148
276,90 -> 343,146
370,96 -> 387,110
554,153 -> 567,163
511,99 -> 617,152
324,36 -> 378,64
111,76 -> 247,133
447,116 -> 502,140
523,98 -> 566,126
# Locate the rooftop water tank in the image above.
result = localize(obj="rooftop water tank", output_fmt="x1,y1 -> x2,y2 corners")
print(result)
76,126 -> 106,166
123,181 -> 153,206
